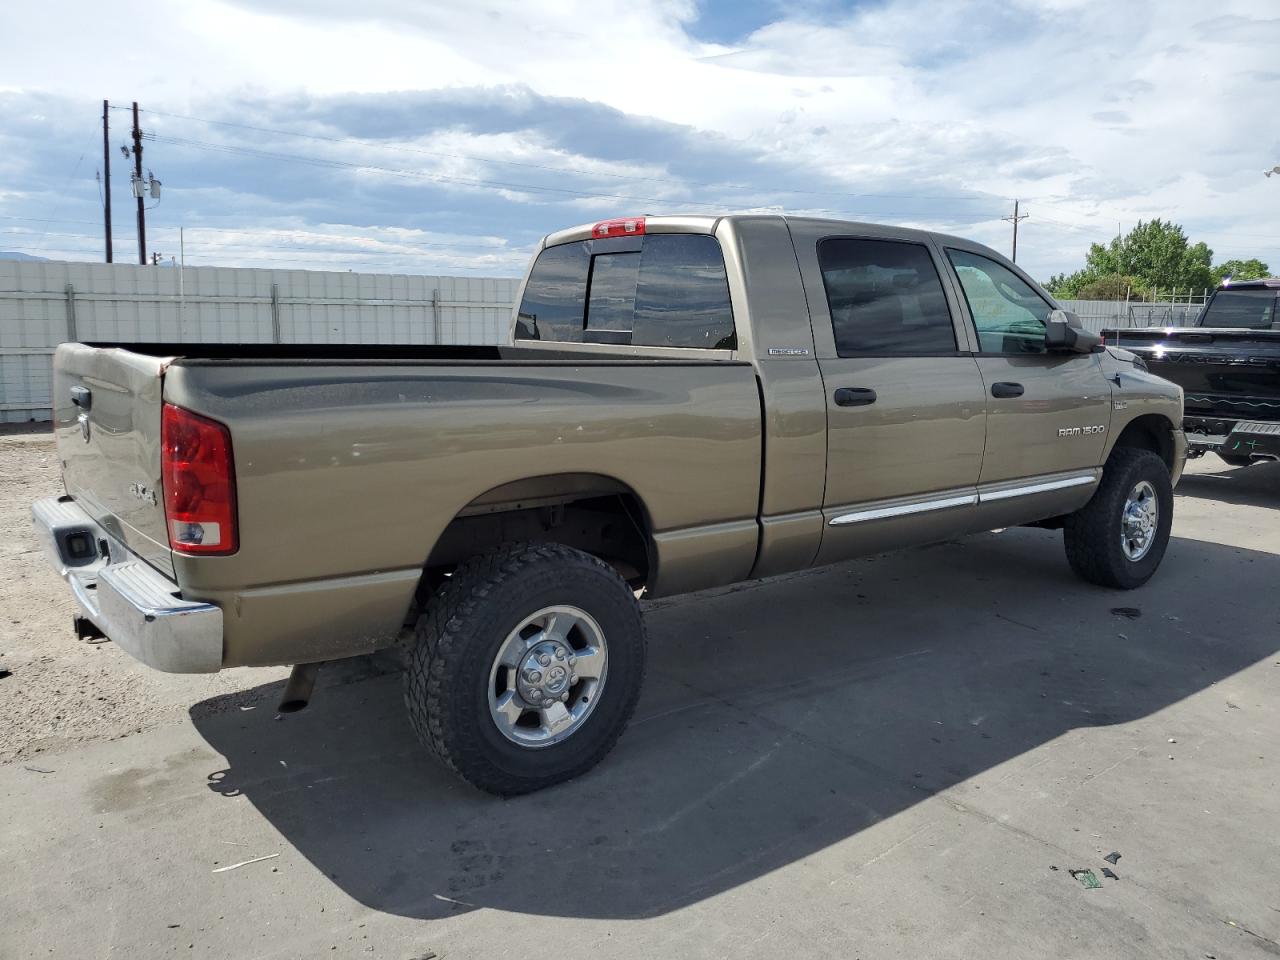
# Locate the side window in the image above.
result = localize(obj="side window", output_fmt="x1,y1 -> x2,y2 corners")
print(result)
946,248 -> 1052,354
515,234 -> 736,349
632,235 -> 736,349
817,238 -> 957,356
515,241 -> 589,342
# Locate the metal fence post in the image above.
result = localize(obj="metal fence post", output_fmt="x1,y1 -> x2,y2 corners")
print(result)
64,283 -> 77,342
432,288 -> 442,344
270,283 -> 282,343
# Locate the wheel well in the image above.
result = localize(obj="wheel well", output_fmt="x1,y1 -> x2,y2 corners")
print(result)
1111,414 -> 1175,471
423,474 -> 653,593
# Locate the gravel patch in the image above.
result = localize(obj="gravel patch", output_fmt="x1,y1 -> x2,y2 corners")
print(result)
0,432 -> 289,764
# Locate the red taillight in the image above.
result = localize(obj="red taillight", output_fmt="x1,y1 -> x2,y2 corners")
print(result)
161,403 -> 238,555
592,216 -> 645,238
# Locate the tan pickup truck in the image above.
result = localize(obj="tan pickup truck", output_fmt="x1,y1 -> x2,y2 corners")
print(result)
33,215 -> 1186,794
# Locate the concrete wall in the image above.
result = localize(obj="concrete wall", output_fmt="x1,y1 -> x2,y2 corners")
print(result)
0,260 -> 519,422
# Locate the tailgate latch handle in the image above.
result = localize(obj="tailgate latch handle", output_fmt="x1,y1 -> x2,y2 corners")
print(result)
70,386 -> 92,411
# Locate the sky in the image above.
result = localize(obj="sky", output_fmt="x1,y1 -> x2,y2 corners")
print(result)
1,0 -> 1278,282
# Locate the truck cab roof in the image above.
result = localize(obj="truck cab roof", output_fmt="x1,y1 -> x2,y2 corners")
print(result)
542,213 -> 982,253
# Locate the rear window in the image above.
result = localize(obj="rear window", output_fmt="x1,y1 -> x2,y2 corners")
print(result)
1199,289 -> 1277,329
515,234 -> 736,349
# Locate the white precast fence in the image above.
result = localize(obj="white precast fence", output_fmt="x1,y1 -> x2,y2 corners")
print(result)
0,260 -> 520,422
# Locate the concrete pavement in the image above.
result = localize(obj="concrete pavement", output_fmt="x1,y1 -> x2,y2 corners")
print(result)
2,458 -> 1278,959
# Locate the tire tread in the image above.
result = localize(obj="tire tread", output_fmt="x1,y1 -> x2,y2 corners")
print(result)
403,542 -> 645,795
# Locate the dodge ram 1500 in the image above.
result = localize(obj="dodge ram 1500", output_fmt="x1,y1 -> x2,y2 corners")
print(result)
34,215 -> 1186,794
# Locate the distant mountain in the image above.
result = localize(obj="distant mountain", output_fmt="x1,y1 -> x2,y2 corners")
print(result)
0,251 -> 49,261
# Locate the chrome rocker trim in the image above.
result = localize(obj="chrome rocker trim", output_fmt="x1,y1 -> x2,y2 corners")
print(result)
827,471 -> 1099,526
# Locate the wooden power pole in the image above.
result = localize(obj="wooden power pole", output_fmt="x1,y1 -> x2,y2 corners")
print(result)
101,100 -> 113,263
1002,199 -> 1028,263
132,101 -> 146,265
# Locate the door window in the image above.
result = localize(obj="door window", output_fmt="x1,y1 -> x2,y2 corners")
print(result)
515,234 -> 736,348
947,249 -> 1053,354
817,238 -> 957,356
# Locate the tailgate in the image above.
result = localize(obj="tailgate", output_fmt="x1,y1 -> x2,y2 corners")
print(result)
53,343 -> 175,578
1106,328 -> 1280,409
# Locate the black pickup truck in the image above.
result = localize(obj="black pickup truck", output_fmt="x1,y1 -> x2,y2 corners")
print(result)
1104,279 -> 1280,465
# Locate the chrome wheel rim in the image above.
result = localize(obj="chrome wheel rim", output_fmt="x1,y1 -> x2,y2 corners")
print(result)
487,605 -> 608,748
1121,480 -> 1159,561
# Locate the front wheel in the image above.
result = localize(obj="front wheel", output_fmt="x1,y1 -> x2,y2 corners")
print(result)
404,542 -> 646,795
1063,448 -> 1173,589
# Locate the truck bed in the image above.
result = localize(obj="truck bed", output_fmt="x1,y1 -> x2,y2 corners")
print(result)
50,341 -> 764,668
83,341 -> 737,364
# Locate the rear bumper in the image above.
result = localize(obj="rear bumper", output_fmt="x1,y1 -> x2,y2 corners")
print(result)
31,496 -> 223,673
1187,419 -> 1280,461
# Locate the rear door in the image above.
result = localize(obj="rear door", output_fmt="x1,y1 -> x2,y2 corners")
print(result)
53,343 -> 174,577
941,245 -> 1113,495
790,227 -> 988,564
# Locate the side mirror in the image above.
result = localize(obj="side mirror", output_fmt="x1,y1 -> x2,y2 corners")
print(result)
1045,309 -> 1102,354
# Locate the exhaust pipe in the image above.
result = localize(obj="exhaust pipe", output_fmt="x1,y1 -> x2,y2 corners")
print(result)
278,662 -> 321,714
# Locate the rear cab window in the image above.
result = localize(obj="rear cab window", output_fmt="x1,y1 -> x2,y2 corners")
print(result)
516,233 -> 736,349
1199,289 -> 1278,329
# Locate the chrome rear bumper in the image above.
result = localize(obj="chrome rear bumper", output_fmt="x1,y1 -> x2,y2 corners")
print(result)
31,496 -> 223,673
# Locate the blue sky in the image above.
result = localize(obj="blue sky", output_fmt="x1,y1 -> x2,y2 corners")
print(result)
1,0 -> 1278,282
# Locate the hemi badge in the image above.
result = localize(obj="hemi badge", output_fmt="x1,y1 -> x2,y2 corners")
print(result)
767,347 -> 810,356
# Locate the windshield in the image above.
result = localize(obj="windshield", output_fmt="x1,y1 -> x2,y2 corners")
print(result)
1199,289 -> 1277,329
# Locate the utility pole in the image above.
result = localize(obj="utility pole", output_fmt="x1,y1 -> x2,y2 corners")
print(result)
1002,199 -> 1028,263
101,100 -> 113,263
132,101 -> 146,265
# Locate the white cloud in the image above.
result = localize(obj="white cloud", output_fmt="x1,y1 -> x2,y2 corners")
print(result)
2,0 -> 1278,278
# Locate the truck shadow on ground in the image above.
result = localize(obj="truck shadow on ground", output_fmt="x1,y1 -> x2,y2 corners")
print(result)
1175,458 -> 1279,509
191,527 -> 1280,921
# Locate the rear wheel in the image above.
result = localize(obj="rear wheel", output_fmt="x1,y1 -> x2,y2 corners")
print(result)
404,542 -> 646,795
1063,447 -> 1173,589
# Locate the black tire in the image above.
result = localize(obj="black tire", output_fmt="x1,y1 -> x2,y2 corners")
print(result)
1063,447 -> 1173,589
1218,453 -> 1253,467
404,542 -> 646,796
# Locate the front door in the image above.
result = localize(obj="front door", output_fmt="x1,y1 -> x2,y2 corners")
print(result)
792,231 -> 989,565
941,245 -> 1113,506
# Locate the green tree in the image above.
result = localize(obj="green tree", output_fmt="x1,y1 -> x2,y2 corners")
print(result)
1046,219 -> 1273,298
1071,273 -> 1150,300
1212,258 -> 1269,283
1079,219 -> 1215,293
